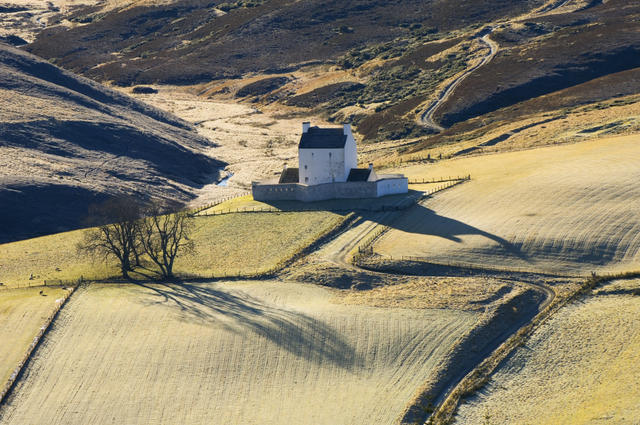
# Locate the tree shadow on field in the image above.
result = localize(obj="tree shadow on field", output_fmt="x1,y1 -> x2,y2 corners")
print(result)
371,204 -> 527,261
136,281 -> 359,368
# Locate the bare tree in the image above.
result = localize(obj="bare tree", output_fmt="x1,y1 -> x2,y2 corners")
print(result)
77,197 -> 142,279
138,204 -> 194,279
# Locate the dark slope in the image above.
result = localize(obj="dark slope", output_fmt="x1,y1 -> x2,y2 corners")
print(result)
0,43 -> 224,243
24,0 -> 545,85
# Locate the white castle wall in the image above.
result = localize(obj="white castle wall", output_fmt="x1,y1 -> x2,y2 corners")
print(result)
252,177 -> 408,202
342,124 -> 358,178
299,148 -> 345,185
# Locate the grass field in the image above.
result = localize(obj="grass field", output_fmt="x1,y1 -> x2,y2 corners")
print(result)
454,279 -> 640,424
0,211 -> 342,286
0,281 -> 480,425
0,287 -> 69,389
0,230 -> 116,289
375,134 -> 640,275
174,212 -> 342,276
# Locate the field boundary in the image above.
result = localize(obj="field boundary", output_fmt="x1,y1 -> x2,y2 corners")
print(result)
187,191 -> 252,216
408,176 -> 470,185
0,279 -> 83,408
402,287 -> 549,424
354,256 -> 583,279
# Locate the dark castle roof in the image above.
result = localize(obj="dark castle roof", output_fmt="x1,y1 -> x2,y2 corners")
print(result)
279,167 -> 299,183
347,168 -> 372,182
299,127 -> 347,149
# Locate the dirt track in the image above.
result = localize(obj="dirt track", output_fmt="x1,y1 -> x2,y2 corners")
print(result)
420,30 -> 499,132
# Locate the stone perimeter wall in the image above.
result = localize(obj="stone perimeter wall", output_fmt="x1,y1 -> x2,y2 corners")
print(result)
252,178 -> 408,202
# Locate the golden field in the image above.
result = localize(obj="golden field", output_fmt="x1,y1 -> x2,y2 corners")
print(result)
376,134 -> 640,275
174,211 -> 343,276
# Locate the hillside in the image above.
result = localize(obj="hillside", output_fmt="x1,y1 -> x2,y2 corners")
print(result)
0,43 -> 224,243
12,0 -> 638,144
23,0 -> 546,85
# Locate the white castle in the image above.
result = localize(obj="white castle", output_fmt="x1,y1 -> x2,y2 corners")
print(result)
252,122 -> 408,202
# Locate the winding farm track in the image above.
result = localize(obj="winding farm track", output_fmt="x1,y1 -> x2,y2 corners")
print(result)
419,0 -> 575,131
420,31 -> 499,132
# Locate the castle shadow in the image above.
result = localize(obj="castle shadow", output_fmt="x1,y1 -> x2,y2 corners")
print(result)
365,203 -> 528,261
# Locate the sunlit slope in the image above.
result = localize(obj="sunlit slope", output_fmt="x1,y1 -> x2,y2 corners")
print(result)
454,279 -> 640,424
376,134 -> 640,275
0,281 -> 479,425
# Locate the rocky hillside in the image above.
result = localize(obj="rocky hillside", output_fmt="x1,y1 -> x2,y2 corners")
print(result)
24,0 -> 545,85
0,43 -> 224,243
18,0 -> 639,143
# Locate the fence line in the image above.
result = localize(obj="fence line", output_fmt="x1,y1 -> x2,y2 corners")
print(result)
0,276 -> 92,292
356,254 -> 582,278
197,177 -> 471,217
188,191 -> 252,216
408,175 -> 471,185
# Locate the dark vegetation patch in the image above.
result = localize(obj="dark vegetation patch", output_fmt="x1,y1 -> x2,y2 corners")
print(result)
132,85 -> 158,94
489,22 -> 554,46
409,68 -> 640,154
388,36 -> 463,69
342,49 -> 467,140
357,97 -> 436,140
25,0 -> 546,85
0,5 -> 28,12
285,82 -> 364,107
236,76 -> 290,98
0,35 -> 28,46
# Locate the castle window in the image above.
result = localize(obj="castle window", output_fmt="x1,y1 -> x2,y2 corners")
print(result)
304,165 -> 307,170
305,177 -> 309,183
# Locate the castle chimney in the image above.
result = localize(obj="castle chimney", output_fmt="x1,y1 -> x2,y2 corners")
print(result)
368,163 -> 373,170
343,123 -> 352,134
283,164 -> 288,170
302,122 -> 310,133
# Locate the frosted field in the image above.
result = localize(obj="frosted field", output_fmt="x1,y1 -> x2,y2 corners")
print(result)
0,287 -> 68,386
454,279 -> 640,424
0,281 -> 480,425
378,134 -> 640,275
